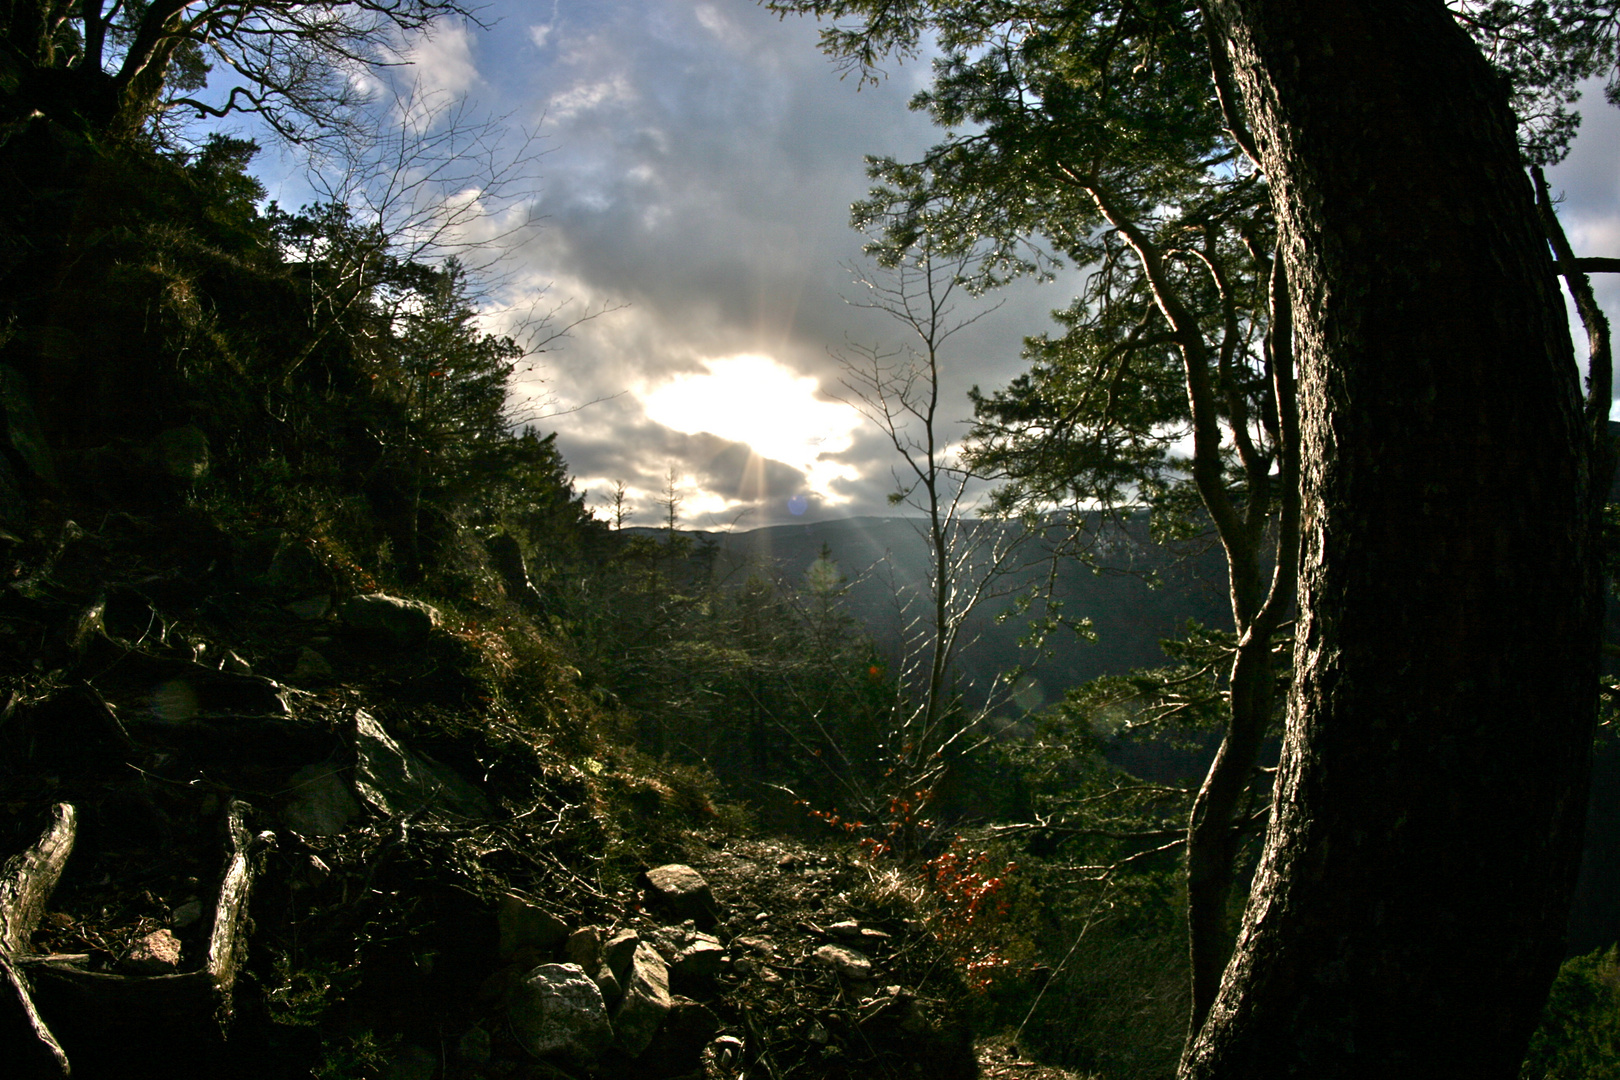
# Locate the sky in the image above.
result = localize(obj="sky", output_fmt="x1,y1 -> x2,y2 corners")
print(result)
259,0 -> 1620,531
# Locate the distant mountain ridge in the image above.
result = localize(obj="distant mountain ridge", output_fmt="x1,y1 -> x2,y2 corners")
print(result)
627,514 -> 1235,716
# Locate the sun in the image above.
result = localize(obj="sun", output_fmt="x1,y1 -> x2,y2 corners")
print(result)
642,354 -> 859,497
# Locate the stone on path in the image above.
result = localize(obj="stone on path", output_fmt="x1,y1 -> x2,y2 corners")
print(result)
642,864 -> 718,924
507,963 -> 612,1064
123,928 -> 183,974
613,941 -> 672,1058
813,942 -> 874,980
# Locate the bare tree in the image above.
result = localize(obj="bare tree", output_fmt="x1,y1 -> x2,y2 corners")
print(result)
0,0 -> 486,145
834,242 -> 1038,845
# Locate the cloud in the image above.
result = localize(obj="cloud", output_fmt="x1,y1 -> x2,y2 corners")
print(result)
360,19 -> 485,132
429,2 -> 1109,524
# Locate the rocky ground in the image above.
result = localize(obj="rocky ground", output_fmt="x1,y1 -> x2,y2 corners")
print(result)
0,507 -> 1089,1079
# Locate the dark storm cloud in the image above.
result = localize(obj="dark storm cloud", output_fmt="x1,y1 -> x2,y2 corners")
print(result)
450,0 -> 1073,524
399,6 -> 1620,521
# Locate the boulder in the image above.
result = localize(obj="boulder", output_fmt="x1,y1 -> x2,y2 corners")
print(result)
338,593 -> 438,647
647,996 -> 720,1068
592,963 -> 622,1008
507,963 -> 612,1065
353,709 -> 492,820
282,762 -> 360,836
498,894 -> 569,963
565,926 -> 604,971
603,928 -> 641,986
642,864 -> 718,925
613,941 -> 672,1058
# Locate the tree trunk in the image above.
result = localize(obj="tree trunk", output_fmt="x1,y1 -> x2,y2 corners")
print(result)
1183,3 -> 1599,1077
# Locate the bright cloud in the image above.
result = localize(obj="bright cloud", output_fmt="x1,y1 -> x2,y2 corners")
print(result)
546,75 -> 637,123
642,354 -> 859,493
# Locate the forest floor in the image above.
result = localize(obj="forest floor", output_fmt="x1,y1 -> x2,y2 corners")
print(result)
0,502 -> 1094,1079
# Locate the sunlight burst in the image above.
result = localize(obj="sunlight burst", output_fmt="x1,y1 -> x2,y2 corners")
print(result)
642,355 -> 858,501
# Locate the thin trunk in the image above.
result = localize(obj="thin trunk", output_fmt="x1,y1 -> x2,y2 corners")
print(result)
1088,175 -> 1299,1039
1534,166 -> 1617,500
1185,245 -> 1301,1043
1183,4 -> 1597,1076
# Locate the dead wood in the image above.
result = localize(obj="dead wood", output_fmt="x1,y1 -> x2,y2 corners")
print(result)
0,803 -> 77,1075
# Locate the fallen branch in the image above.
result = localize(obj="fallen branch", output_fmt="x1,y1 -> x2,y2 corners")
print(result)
0,803 -> 77,1074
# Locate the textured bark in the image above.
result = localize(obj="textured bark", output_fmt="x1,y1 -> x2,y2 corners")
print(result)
1182,3 -> 1598,1078
0,803 -> 76,1074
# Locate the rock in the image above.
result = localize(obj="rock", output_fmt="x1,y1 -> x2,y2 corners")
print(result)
813,943 -> 873,980
283,762 -> 360,835
603,928 -> 640,986
170,898 -> 205,929
592,963 -> 622,1008
288,646 -> 333,684
613,941 -> 672,1058
353,709 -> 493,820
642,864 -> 718,925
642,924 -> 683,963
498,894 -> 569,962
732,934 -> 776,960
564,926 -> 604,971
828,920 -> 891,945
507,963 -> 612,1065
671,933 -> 727,986
152,425 -> 209,484
338,593 -> 439,647
647,996 -> 720,1067
123,928 -> 182,974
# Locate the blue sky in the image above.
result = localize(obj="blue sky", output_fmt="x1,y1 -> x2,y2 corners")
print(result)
247,1 -> 1620,529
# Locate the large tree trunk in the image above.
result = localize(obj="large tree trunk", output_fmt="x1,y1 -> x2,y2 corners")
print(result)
1182,3 -> 1600,1077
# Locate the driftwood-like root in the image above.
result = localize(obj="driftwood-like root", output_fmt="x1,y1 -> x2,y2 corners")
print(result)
0,803 -> 78,1075
2,800 -> 271,1072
